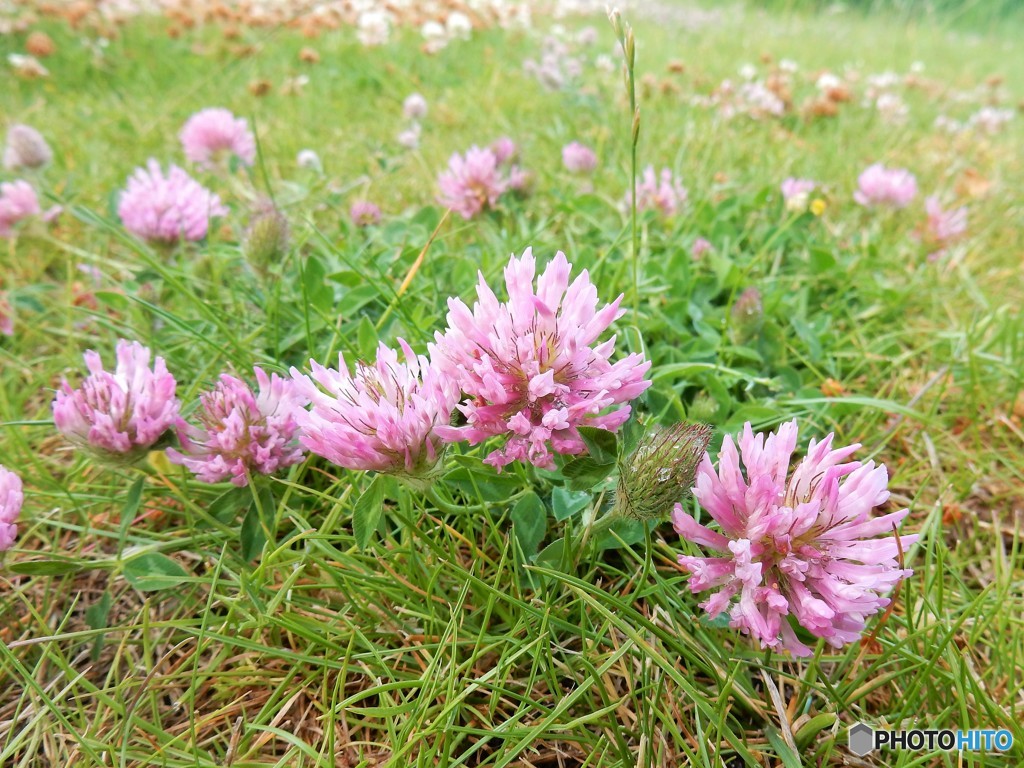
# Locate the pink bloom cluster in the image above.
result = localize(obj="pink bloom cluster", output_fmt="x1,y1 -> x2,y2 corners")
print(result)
44,250 -> 648,484
437,144 -> 524,219
430,249 -> 651,469
490,137 -> 517,165
180,108 -> 256,169
854,163 -> 917,208
780,177 -> 816,211
0,464 -> 22,551
627,166 -> 688,218
924,196 -> 967,244
291,340 -> 459,484
673,420 -> 916,656
562,142 -> 597,174
0,180 -> 40,238
691,237 -> 713,259
118,160 -> 228,243
169,369 -> 307,486
350,200 -> 382,227
53,340 -> 181,461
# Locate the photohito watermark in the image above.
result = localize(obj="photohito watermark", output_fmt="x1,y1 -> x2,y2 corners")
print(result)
848,723 -> 1014,756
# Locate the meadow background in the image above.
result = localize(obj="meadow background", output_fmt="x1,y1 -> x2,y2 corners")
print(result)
1,0 -> 1022,765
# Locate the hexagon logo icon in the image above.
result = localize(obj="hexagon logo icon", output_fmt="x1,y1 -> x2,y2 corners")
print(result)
849,723 -> 875,757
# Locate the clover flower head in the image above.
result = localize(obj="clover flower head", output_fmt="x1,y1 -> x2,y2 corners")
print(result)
296,149 -> 322,172
627,166 -> 687,217
180,108 -> 256,169
403,93 -> 428,121
924,196 -> 967,245
854,164 -> 917,208
0,465 -> 23,551
780,177 -> 816,212
291,340 -> 459,487
437,146 -> 510,219
673,420 -> 917,656
350,200 -> 382,227
52,340 -> 181,462
169,368 -> 307,486
117,160 -> 228,243
0,180 -> 41,238
431,248 -> 652,470
562,142 -> 597,174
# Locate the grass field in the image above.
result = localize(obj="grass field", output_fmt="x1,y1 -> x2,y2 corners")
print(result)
1,1 -> 1022,766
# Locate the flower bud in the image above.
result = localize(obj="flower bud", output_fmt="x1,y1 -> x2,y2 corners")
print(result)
614,422 -> 712,521
3,124 -> 52,171
242,201 -> 289,272
730,287 -> 763,342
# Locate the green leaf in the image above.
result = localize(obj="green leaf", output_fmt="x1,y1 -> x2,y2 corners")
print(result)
809,247 -> 837,275
357,315 -> 378,359
534,537 -> 567,572
207,486 -> 249,524
794,713 -> 837,750
446,457 -> 522,501
85,590 -> 113,662
257,485 -> 277,530
511,492 -> 546,560
123,553 -> 189,592
94,290 -> 130,310
620,416 -> 644,456
577,426 -> 617,464
622,324 -> 648,359
789,315 -> 823,362
240,504 -> 266,561
8,558 -> 86,576
85,591 -> 112,631
551,487 -> 591,521
353,475 -> 386,550
120,475 -> 146,542
301,255 -> 334,314
700,612 -> 732,629
596,518 -> 646,550
765,726 -> 802,768
338,284 -> 382,315
239,484 -> 276,561
411,205 -> 441,231
562,457 -> 616,491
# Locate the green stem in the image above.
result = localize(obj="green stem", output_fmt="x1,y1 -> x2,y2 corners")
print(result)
639,519 -> 653,583
627,35 -> 640,321
423,485 -> 493,516
576,509 -> 621,551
